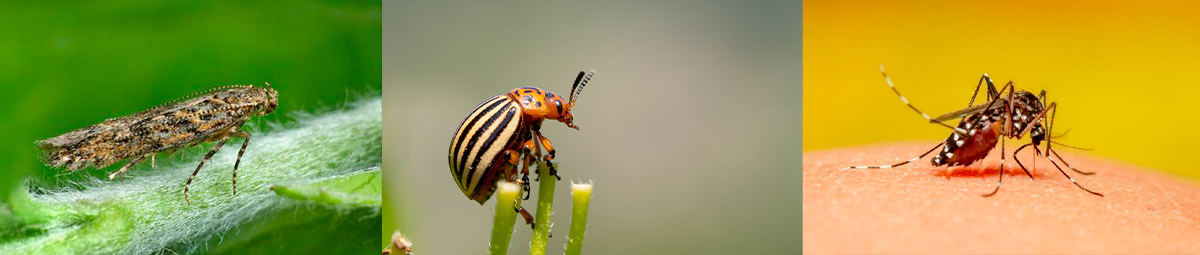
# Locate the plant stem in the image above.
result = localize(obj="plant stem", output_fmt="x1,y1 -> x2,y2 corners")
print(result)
489,181 -> 521,255
565,182 -> 592,255
529,162 -> 557,255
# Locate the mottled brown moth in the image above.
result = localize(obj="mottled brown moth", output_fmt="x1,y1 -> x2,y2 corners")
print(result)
37,84 -> 279,203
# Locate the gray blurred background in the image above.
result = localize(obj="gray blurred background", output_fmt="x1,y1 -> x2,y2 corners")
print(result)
385,1 -> 801,254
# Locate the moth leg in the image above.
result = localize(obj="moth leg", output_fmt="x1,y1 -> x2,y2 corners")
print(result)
108,154 -> 149,180
185,136 -> 231,204
231,130 -> 251,196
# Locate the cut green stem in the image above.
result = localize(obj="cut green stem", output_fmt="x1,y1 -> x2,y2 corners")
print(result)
565,182 -> 592,255
529,162 -> 557,255
489,181 -> 521,255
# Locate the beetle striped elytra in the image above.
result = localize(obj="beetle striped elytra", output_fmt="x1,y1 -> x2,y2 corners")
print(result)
37,84 -> 279,203
448,70 -> 594,226
842,66 -> 1101,197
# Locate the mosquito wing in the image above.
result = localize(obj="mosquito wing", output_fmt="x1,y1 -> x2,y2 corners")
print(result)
930,99 -> 1005,123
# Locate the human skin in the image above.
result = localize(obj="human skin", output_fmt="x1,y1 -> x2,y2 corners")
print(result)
803,142 -> 1200,254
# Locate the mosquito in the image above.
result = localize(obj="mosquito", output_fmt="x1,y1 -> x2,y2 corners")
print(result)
842,65 -> 1102,197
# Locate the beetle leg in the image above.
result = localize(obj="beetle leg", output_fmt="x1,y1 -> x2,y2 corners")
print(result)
534,132 -> 562,180
514,204 -> 535,228
505,149 -> 530,200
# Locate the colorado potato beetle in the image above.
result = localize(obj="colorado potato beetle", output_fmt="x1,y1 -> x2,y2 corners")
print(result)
448,70 -> 594,225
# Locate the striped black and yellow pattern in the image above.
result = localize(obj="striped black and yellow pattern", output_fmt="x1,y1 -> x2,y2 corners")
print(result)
448,94 -> 524,204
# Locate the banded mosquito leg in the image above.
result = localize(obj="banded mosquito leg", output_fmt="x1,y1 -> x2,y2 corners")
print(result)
984,131 -> 1008,197
841,141 -> 945,170
1050,149 -> 1094,175
1043,98 -> 1094,175
965,73 -> 1000,108
1047,155 -> 1103,196
1010,143 -> 1037,179
185,136 -> 230,204
879,65 -> 968,135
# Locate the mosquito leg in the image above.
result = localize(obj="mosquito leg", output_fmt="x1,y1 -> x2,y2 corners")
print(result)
185,137 -> 230,204
1047,155 -> 1103,196
842,142 -> 945,170
108,154 -> 148,180
1011,143 -> 1036,179
880,65 -> 969,135
1049,148 -> 1095,175
984,88 -> 1016,197
966,73 -> 999,107
984,128 -> 1008,197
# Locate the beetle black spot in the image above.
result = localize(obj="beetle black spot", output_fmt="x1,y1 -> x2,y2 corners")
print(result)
536,102 -> 542,107
524,89 -> 534,94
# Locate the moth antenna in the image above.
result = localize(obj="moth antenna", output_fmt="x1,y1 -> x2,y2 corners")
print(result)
569,70 -> 595,106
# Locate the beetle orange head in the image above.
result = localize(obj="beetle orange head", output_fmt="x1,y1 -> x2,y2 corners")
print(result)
544,92 -> 577,129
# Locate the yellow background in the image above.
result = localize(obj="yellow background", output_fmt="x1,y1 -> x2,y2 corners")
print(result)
803,1 -> 1200,181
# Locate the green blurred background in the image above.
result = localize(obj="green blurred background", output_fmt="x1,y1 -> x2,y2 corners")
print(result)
0,1 -> 381,194
803,1 -> 1200,183
386,1 -> 801,254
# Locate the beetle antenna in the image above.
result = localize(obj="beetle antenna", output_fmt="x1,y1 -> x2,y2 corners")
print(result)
570,70 -> 595,106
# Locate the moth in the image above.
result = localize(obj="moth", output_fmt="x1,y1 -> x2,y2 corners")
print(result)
37,84 -> 279,203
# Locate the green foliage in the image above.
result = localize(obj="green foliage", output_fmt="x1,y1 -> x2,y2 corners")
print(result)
0,97 -> 382,254
530,162 -> 558,255
566,182 -> 593,255
489,182 -> 521,255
